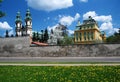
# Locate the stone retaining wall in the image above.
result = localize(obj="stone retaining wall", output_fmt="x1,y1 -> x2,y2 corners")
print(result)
0,37 -> 120,57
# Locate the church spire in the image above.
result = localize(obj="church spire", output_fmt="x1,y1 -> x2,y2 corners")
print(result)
25,9 -> 32,36
15,11 -> 22,23
25,8 -> 32,20
15,11 -> 22,36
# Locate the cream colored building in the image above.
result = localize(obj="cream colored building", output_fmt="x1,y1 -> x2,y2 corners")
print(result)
74,16 -> 106,44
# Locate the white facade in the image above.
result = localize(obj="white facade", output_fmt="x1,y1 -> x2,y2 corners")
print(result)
48,24 -> 65,45
15,9 -> 32,37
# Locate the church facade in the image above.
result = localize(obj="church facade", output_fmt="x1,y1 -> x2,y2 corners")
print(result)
15,9 -> 32,37
74,16 -> 106,44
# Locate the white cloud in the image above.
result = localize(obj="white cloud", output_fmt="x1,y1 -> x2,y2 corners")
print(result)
83,11 -> 112,22
100,22 -> 119,36
68,30 -> 74,34
83,11 -> 118,36
0,21 -> 12,30
47,24 -> 58,31
74,13 -> 80,21
48,13 -> 80,35
9,30 -> 14,35
59,13 -> 80,26
26,0 -> 73,11
59,16 -> 74,26
80,0 -> 88,3
100,22 -> 113,31
83,11 -> 97,20
94,15 -> 112,22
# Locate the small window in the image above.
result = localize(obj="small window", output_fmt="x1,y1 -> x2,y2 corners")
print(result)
79,33 -> 82,41
88,26 -> 89,29
87,32 -> 90,40
80,37 -> 81,41
84,37 -> 86,41
91,25 -> 93,29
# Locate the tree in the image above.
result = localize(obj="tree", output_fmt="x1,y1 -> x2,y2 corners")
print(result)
118,28 -> 120,35
44,28 -> 49,43
32,32 -> 36,41
5,30 -> 9,37
36,32 -> 39,41
0,0 -> 5,18
41,30 -> 44,42
106,28 -> 120,43
11,34 -> 14,37
60,35 -> 74,45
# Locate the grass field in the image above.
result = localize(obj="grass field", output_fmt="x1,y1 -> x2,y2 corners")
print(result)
0,66 -> 120,82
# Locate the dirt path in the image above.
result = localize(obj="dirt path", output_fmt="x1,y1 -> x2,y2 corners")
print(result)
0,64 -> 120,66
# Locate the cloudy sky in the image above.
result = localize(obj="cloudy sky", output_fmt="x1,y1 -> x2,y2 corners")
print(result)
0,0 -> 119,37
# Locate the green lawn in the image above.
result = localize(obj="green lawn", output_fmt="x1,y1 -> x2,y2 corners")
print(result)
0,66 -> 120,82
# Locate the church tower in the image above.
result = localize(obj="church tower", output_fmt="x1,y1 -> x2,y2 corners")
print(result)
15,11 -> 22,36
25,9 -> 32,36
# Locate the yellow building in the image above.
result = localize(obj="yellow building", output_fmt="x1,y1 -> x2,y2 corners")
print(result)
74,16 -> 106,44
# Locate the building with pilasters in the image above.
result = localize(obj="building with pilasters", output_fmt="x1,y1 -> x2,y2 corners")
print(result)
74,16 -> 106,44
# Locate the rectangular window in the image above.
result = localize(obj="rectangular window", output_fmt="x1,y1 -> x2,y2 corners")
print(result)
76,33 -> 78,41
91,32 -> 94,40
84,32 -> 86,41
91,25 -> 93,29
87,32 -> 90,40
80,33 -> 82,41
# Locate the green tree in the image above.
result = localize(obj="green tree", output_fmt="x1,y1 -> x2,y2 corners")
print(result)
32,32 -> 36,41
5,30 -> 9,37
106,28 -> 120,43
44,28 -> 49,43
0,0 -> 5,18
61,35 -> 74,45
36,32 -> 39,41
11,34 -> 14,37
40,30 -> 44,42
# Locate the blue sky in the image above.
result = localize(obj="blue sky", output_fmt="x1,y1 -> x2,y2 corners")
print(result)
0,0 -> 119,37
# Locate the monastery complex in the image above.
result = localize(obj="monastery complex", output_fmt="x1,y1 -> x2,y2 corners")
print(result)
15,9 -> 106,45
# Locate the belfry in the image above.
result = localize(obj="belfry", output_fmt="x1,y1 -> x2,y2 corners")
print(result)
15,9 -> 32,37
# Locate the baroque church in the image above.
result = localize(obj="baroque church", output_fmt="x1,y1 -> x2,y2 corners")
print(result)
15,9 -> 32,37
